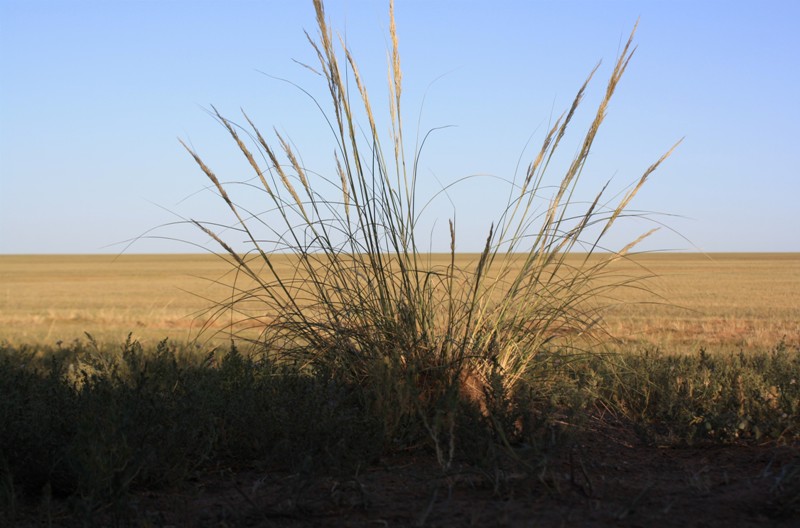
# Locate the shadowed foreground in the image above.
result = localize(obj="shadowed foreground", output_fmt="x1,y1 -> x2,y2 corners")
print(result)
3,340 -> 798,526
15,420 -> 799,527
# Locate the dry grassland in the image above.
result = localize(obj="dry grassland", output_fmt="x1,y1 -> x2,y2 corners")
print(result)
597,252 -> 799,350
1,253 -> 797,351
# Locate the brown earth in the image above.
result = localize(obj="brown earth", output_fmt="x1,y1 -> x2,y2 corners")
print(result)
31,418 -> 796,528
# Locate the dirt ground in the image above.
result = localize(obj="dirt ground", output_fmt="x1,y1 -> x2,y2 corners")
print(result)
63,418 -> 795,528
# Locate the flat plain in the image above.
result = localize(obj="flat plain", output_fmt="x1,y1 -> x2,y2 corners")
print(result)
1,252 -> 797,351
3,253 -> 799,527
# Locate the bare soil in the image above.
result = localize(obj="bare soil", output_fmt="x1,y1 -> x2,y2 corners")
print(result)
43,419 -> 796,527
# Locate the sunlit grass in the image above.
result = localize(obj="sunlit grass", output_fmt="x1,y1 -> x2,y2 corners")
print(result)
2,253 -> 797,351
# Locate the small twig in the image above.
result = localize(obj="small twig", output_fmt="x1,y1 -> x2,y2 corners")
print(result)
415,486 -> 439,527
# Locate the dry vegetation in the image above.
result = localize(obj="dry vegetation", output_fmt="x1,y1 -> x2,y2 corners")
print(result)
2,252 -> 797,352
2,0 -> 799,524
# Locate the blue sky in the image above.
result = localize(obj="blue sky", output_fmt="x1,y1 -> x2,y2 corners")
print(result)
1,0 -> 798,254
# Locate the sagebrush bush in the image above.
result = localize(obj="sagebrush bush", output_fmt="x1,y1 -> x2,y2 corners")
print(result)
0,350 -> 78,499
593,343 -> 800,444
0,338 -> 383,522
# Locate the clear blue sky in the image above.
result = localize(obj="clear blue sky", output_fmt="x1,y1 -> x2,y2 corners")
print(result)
1,0 -> 798,254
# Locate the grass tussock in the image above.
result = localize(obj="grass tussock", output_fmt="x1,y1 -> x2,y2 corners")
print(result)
177,0 -> 680,470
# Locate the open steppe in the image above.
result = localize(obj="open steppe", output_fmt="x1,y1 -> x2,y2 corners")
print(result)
1,252 -> 797,352
4,255 -> 799,526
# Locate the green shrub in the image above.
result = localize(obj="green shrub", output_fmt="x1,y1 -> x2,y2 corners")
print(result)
595,343 -> 800,444
0,350 -> 78,498
0,337 -> 386,521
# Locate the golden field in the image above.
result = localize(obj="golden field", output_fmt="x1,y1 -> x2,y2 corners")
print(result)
0,253 -> 797,351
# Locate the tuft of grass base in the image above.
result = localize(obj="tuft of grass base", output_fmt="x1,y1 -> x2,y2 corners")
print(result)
175,0 -> 680,472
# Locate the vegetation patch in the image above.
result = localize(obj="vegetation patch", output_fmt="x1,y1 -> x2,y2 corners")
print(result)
2,0 -> 798,525
1,338 -> 798,525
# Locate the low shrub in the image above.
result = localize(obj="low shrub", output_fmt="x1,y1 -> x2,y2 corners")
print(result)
593,342 -> 800,444
0,338 -> 383,521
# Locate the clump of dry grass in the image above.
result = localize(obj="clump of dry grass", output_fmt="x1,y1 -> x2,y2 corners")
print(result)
182,0 -> 679,468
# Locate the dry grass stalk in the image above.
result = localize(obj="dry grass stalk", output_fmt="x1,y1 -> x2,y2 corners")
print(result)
179,0 -> 680,464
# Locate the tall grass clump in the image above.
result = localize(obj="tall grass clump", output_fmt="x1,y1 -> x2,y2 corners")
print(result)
182,0 -> 679,467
